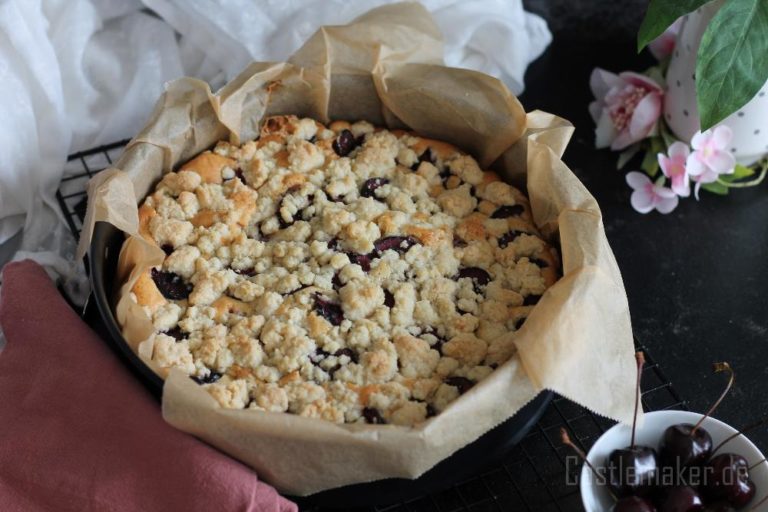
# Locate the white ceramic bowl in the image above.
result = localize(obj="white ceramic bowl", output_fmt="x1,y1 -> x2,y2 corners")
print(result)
580,410 -> 768,511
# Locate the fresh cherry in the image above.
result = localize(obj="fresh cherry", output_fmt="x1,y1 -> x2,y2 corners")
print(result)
607,447 -> 659,498
659,486 -> 704,512
607,352 -> 659,498
660,363 -> 733,471
561,428 -> 630,507
659,424 -> 713,470
703,453 -> 755,508
612,496 -> 657,512
731,480 -> 757,508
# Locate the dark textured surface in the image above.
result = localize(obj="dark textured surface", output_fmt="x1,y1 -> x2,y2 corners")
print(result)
521,0 -> 768,449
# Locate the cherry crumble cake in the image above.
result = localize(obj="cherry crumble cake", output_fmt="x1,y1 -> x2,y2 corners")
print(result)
129,115 -> 559,427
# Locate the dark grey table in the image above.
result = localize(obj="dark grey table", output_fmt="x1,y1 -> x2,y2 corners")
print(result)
522,0 -> 768,447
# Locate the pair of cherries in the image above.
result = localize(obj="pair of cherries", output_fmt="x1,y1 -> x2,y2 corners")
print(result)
564,354 -> 764,511
608,426 -> 756,511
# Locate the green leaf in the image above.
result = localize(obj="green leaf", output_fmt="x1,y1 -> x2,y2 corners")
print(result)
640,151 -> 660,177
701,181 -> 729,195
640,137 -> 664,177
637,0 -> 713,52
720,163 -> 756,181
696,0 -> 768,130
617,143 -> 641,170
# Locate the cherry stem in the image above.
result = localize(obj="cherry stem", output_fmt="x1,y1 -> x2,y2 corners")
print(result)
692,362 -> 734,435
717,159 -> 768,188
711,416 -> 768,456
630,351 -> 645,449
560,428 -> 618,503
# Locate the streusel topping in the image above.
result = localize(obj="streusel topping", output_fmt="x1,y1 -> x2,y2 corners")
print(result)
129,115 -> 559,426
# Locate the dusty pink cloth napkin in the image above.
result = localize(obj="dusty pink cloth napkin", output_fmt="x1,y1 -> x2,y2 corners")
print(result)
0,260 -> 297,512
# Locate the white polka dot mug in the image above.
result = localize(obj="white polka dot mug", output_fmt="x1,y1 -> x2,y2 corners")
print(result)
664,0 -> 768,166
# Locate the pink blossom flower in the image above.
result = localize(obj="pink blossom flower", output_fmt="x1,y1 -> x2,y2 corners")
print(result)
626,171 -> 679,214
658,142 -> 691,197
589,69 -> 664,151
648,18 -> 682,60
686,126 -> 736,198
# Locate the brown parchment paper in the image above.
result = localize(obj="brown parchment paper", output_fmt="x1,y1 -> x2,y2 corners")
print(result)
77,2 -> 637,496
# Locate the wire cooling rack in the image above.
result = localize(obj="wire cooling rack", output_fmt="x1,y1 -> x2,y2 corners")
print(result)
362,353 -> 685,512
57,140 -> 129,241
57,142 -> 688,512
